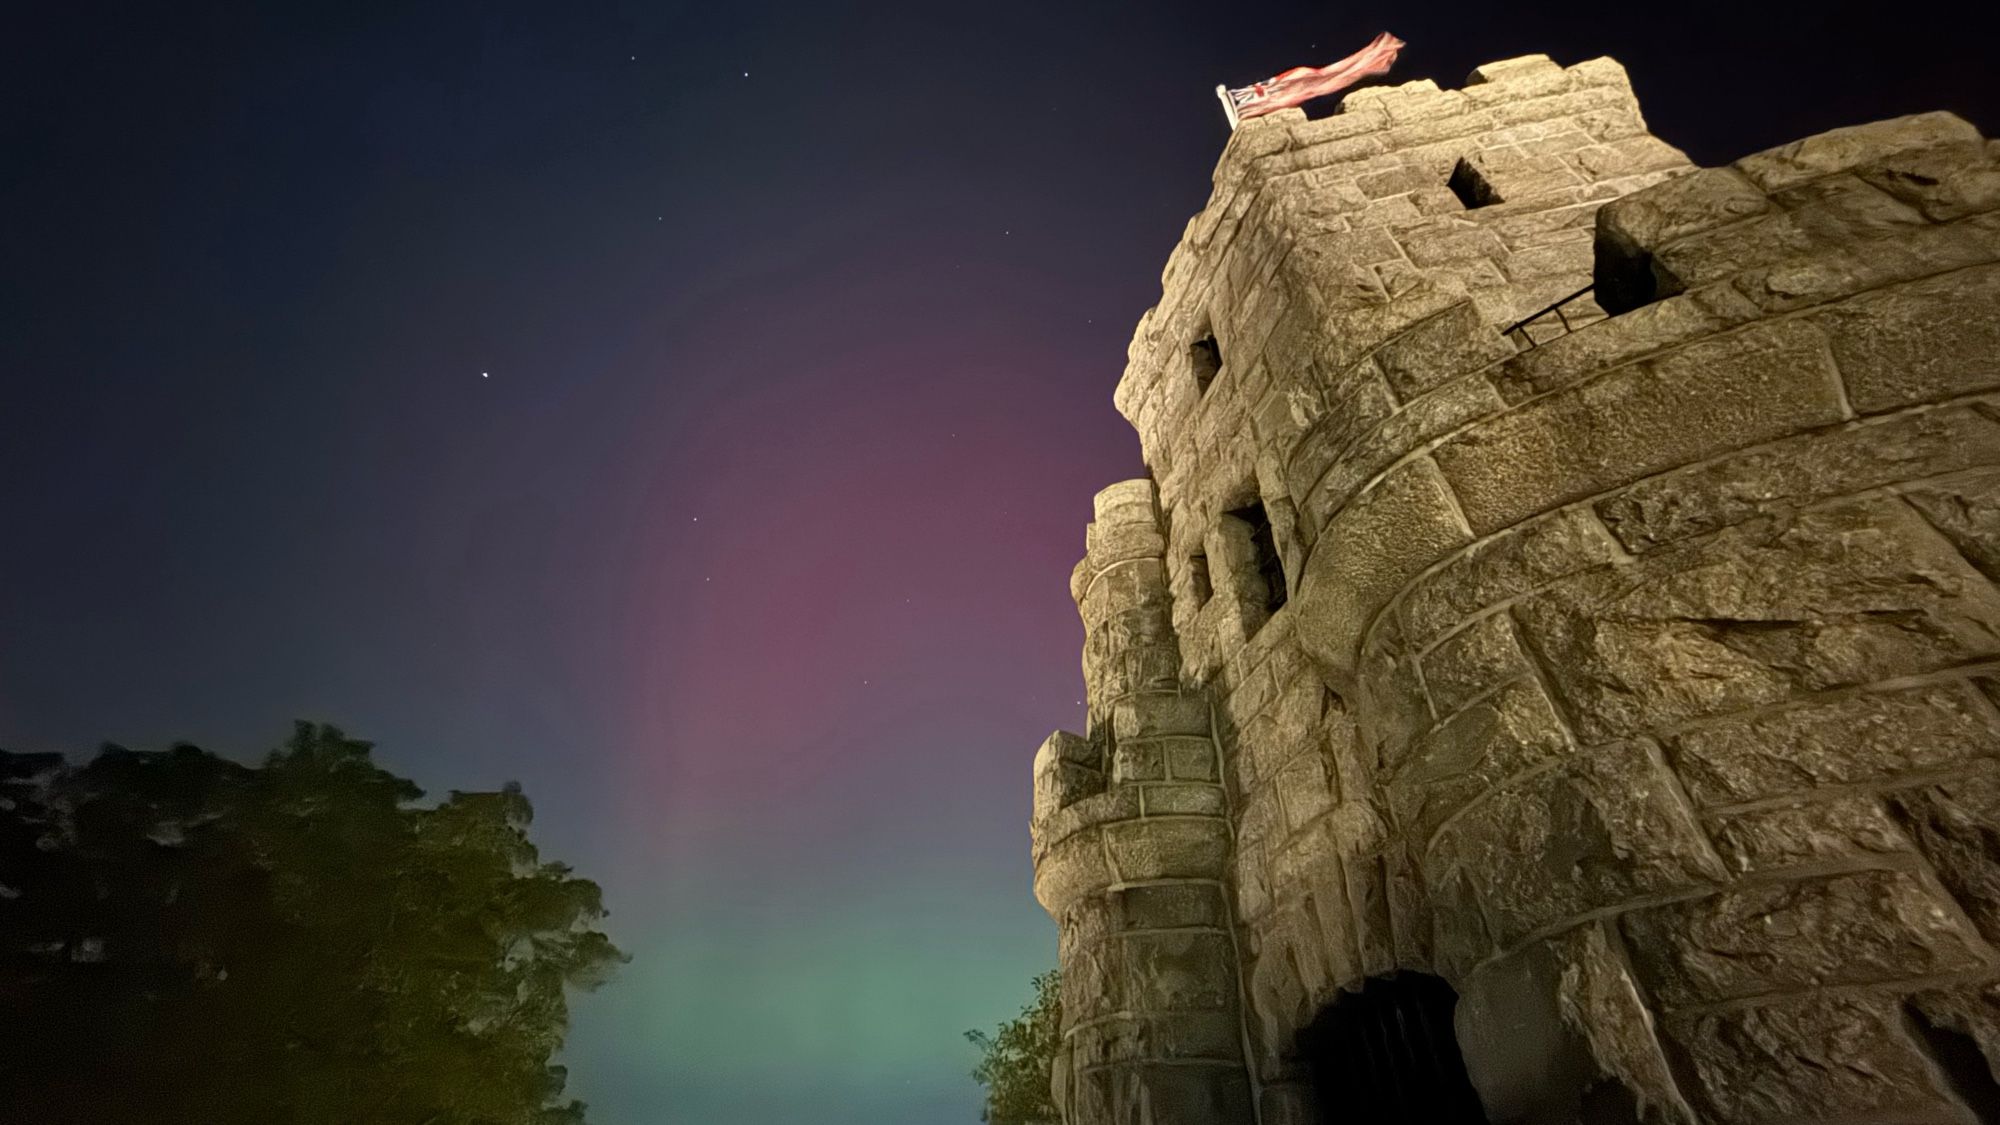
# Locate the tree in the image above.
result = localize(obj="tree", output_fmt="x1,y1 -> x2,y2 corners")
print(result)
0,722 -> 625,1125
966,968 -> 1062,1125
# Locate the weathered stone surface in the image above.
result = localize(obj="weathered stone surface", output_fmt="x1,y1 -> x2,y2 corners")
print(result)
1666,994 -> 1970,1125
1668,680 -> 2000,807
1516,501 -> 2000,744
1418,610 -> 1531,717
1398,506 -> 1623,649
1650,211 -> 1821,291
1705,794 -> 1911,874
1271,752 -> 1336,833
1044,64 -> 2000,1125
1859,141 -> 2000,221
1549,923 -> 1699,1123
1306,376 -> 1505,525
1483,280 -> 1762,409
1888,769 -> 2000,944
1466,54 -> 1564,87
1284,374 -> 1396,511
1458,926 -> 1696,1125
1596,166 -> 1771,248
1112,882 -> 1230,931
1104,818 -> 1233,882
1142,784 -> 1227,817
1727,209 -> 2000,316
1457,938 -> 1614,1124
1034,730 -> 1104,821
1775,172 -> 1929,243
1150,1011 -> 1246,1061
1816,264 -> 2000,413
1111,692 -> 1211,739
1124,931 -> 1238,1011
1373,300 -> 1516,399
1623,868 -> 1990,1005
1429,743 -> 1727,945
1440,319 -> 1847,536
1073,1063 -> 1255,1125
1733,110 -> 1984,192
1906,467 -> 2000,583
1164,737 -> 1218,782
1456,149 -> 1586,206
1596,404 -> 2000,552
1294,457 -> 1473,679
1427,862 -> 1499,979
1112,738 -> 1165,782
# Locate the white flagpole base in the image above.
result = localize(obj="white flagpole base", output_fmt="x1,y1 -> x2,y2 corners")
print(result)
1215,84 -> 1240,131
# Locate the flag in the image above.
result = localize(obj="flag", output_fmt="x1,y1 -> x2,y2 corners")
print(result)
1216,32 -> 1406,128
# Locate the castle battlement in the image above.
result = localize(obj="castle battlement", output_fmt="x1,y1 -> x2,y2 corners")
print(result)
1033,51 -> 2000,1125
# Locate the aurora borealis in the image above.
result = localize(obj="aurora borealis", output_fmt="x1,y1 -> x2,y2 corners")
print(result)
4,2 -> 1993,1122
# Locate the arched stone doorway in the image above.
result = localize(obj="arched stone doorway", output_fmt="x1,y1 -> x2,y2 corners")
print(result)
1297,972 -> 1488,1124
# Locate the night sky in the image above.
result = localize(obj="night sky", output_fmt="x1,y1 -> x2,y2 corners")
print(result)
4,2 -> 1992,1122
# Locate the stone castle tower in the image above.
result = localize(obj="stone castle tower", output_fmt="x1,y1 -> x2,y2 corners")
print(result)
1029,53 -> 2000,1125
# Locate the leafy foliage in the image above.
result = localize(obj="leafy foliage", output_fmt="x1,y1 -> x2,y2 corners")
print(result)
966,969 -> 1061,1125
0,722 -> 624,1125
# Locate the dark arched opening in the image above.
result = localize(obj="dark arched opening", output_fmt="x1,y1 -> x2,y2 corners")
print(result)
1297,972 -> 1489,1125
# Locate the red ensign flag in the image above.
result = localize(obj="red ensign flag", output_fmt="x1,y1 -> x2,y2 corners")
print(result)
1217,32 -> 1406,127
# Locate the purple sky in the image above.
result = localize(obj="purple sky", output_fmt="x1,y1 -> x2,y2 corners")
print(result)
4,2 -> 1992,1121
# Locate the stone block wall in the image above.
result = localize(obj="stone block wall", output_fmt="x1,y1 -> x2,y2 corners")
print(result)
1032,52 -> 2000,1125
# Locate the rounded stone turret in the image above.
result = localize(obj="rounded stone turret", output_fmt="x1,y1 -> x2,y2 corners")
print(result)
1033,479 -> 1253,1124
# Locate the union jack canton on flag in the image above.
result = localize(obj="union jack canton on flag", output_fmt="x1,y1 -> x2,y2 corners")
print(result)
1216,32 -> 1406,129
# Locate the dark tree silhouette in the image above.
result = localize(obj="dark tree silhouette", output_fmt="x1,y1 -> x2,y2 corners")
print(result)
0,722 -> 624,1125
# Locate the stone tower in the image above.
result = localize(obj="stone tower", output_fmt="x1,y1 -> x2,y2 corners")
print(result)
1030,53 -> 2000,1125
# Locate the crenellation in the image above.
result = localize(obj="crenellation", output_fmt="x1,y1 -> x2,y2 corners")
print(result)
1033,51 -> 2000,1125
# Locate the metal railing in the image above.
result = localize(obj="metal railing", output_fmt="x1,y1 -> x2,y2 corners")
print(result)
1501,284 -> 1597,350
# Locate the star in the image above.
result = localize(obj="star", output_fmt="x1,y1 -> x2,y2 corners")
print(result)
481,371 -> 489,378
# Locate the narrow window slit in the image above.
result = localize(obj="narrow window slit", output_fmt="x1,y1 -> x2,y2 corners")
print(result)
1189,328 -> 1222,394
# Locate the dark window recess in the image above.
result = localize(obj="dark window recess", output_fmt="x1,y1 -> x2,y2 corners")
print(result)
1227,501 -> 1287,615
1189,331 -> 1222,394
1907,1004 -> 2000,1124
1188,553 -> 1213,607
1298,973 -> 1490,1125
1593,224 -> 1682,316
1448,158 -> 1501,209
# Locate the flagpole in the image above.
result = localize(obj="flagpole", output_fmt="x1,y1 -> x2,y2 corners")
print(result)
1214,85 -> 1240,130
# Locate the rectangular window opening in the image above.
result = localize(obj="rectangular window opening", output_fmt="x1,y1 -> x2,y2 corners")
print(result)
1447,157 -> 1501,210
1189,327 -> 1222,394
1188,552 -> 1213,608
1226,501 -> 1287,616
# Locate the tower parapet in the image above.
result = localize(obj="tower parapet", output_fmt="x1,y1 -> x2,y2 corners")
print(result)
1032,50 -> 2000,1125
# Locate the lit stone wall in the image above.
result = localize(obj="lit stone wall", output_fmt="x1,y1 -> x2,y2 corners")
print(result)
1033,51 -> 2000,1125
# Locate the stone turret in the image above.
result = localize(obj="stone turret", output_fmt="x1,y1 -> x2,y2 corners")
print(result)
1033,480 -> 1252,1122
1032,50 -> 2000,1125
